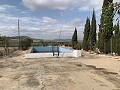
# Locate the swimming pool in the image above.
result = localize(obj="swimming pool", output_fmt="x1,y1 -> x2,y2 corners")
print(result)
25,46 -> 81,58
31,46 -> 73,53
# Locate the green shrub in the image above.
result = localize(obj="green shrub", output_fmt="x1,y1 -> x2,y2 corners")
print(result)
21,38 -> 33,50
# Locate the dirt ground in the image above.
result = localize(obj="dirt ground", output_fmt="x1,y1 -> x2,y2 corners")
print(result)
0,51 -> 120,90
0,47 -> 18,57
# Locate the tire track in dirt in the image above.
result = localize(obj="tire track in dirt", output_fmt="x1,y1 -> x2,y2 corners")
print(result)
85,65 -> 120,88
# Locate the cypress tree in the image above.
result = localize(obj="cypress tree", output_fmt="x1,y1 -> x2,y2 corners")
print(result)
82,17 -> 90,51
89,10 -> 97,50
113,21 -> 120,55
117,31 -> 120,55
112,25 -> 117,54
98,0 -> 114,54
72,28 -> 78,49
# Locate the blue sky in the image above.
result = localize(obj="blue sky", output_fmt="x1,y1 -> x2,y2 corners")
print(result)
0,0 -> 119,40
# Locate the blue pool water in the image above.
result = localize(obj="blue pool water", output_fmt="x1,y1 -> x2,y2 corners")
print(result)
32,46 -> 73,53
59,47 -> 73,53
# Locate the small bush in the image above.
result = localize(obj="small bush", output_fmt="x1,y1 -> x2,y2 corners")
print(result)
21,38 -> 33,50
72,42 -> 82,50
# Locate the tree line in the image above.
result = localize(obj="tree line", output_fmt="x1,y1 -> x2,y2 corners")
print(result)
0,35 -> 33,56
71,0 -> 120,55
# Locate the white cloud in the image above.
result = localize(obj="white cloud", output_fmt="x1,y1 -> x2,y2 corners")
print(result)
0,13 -> 84,40
22,0 -> 102,11
22,0 -> 120,12
78,0 -> 103,12
42,16 -> 58,25
69,19 -> 84,27
0,4 -> 16,12
114,0 -> 120,3
22,0 -> 72,10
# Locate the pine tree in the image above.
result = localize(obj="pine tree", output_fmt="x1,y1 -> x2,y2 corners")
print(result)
82,17 -> 90,51
72,28 -> 78,49
98,0 -> 114,54
89,10 -> 97,51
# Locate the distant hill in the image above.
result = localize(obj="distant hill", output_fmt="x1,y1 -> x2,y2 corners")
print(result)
54,39 -> 71,42
54,39 -> 82,42
9,36 -> 82,42
9,36 -> 31,39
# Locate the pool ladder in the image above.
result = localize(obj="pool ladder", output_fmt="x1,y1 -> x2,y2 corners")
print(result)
52,46 -> 59,56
